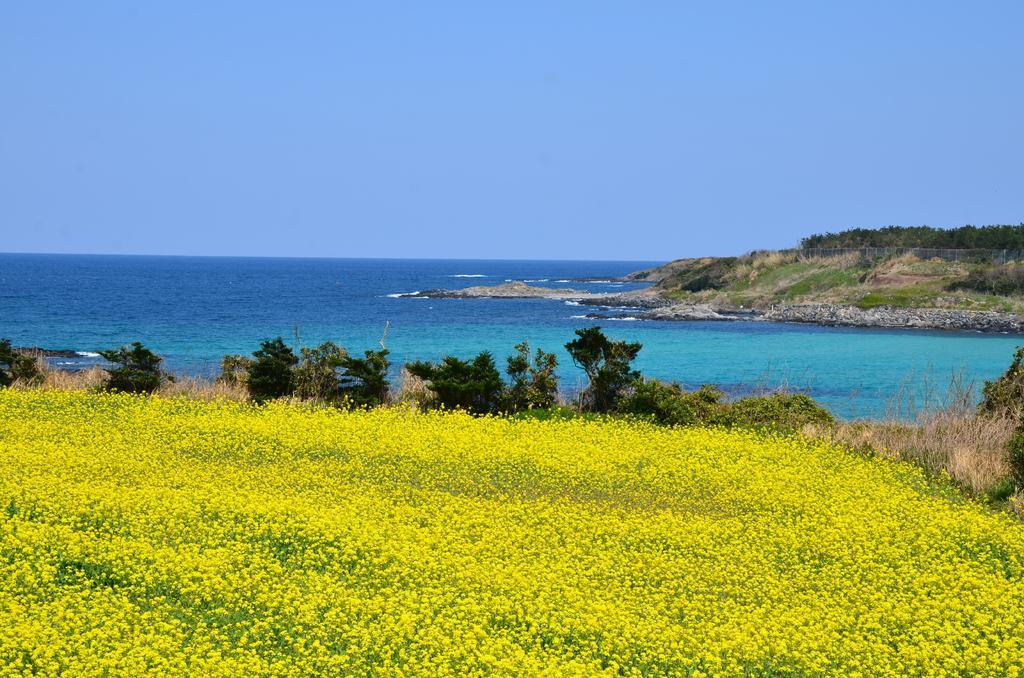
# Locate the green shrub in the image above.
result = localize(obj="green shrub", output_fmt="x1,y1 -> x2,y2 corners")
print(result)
979,347 -> 1024,418
1008,425 -> 1024,490
98,342 -> 164,394
619,379 -> 832,432
619,380 -> 728,427
505,341 -> 559,412
338,348 -> 391,408
0,340 -> 41,387
217,354 -> 253,387
293,341 -> 347,402
565,327 -> 642,413
406,352 -> 504,414
949,263 -> 1024,296
248,338 -> 298,403
727,393 -> 834,431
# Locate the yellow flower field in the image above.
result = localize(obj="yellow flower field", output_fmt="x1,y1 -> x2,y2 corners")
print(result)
1,390 -> 1023,676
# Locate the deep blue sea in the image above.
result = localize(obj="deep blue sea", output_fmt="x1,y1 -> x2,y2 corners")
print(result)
2,253 -> 1022,419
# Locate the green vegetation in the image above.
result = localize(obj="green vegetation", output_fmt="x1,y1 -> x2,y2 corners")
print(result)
406,352 -> 505,414
644,249 -> 1024,313
247,338 -> 298,403
337,348 -> 391,408
1008,428 -> 1024,490
217,354 -> 252,387
0,340 -> 40,387
801,223 -> 1024,249
564,326 -> 642,412
504,341 -> 559,411
619,379 -> 833,432
292,341 -> 348,402
97,341 -> 164,394
221,338 -> 392,407
660,256 -> 739,292
951,262 -> 1024,295
980,347 -> 1024,419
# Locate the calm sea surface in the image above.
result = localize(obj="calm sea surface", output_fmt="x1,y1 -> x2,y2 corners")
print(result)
1,253 -> 1021,419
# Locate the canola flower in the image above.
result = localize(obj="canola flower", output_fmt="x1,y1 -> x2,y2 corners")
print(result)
0,390 -> 1023,676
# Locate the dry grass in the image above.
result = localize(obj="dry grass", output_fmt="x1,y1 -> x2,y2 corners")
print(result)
796,250 -> 865,269
749,250 -> 797,270
22,365 -> 109,391
14,359 -> 249,401
391,367 -> 435,409
157,376 -> 249,401
811,411 -> 1014,496
807,371 -> 1016,497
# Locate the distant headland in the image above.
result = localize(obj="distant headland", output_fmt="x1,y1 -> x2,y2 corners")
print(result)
407,224 -> 1024,334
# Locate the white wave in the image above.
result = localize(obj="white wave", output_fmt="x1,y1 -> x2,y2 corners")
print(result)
524,278 -> 549,283
75,351 -> 101,357
555,279 -> 571,283
449,274 -> 486,278
563,300 -> 582,306
386,291 -> 419,298
604,316 -> 639,321
569,315 -> 590,319
589,280 -> 613,284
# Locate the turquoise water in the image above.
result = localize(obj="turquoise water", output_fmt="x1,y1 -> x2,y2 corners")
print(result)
1,253 -> 1020,419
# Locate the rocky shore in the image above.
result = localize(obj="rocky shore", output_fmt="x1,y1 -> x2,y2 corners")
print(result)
615,302 -> 1024,333
761,304 -> 1024,333
402,281 -> 1024,334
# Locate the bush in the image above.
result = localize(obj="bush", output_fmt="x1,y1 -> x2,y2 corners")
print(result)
0,340 -> 41,387
504,341 -> 558,412
565,327 -> 642,413
293,342 -> 347,402
406,352 -> 504,414
338,348 -> 391,408
619,380 -> 728,427
949,263 -> 1024,296
728,393 -> 834,431
619,380 -> 832,432
98,342 -> 164,394
218,354 -> 253,387
1008,425 -> 1024,489
248,338 -> 298,403
979,347 -> 1024,418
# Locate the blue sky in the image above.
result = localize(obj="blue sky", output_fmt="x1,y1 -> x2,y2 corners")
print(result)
1,2 -> 1021,260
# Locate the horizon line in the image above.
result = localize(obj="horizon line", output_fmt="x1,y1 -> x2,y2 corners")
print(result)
0,250 -> 672,264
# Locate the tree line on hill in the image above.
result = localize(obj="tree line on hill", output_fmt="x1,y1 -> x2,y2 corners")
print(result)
800,224 -> 1024,250
0,330 -> 834,432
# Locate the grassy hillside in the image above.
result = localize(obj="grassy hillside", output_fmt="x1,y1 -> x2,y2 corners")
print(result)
2,390 -> 1024,674
632,251 -> 1024,312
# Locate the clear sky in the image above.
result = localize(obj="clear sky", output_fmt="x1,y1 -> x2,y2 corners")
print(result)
2,2 -> 1021,260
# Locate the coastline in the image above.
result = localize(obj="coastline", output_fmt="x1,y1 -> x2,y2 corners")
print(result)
407,283 -> 1024,334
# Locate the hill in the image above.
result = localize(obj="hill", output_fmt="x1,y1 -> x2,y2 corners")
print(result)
630,246 -> 1024,314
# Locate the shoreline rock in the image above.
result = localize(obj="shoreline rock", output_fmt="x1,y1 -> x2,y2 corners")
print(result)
14,346 -> 84,358
760,304 -> 1024,333
405,281 -> 608,300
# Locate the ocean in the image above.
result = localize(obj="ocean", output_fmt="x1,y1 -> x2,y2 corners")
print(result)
1,253 -> 1021,419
